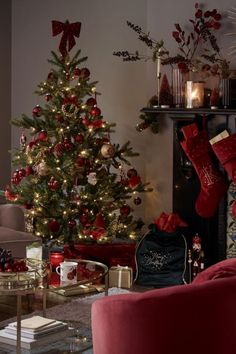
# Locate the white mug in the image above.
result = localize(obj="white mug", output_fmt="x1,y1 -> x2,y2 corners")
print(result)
56,261 -> 78,285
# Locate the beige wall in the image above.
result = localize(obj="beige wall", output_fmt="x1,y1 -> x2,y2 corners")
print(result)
0,1 -> 11,196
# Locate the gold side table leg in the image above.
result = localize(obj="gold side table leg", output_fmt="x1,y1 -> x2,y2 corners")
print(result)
42,288 -> 47,317
16,294 -> 22,354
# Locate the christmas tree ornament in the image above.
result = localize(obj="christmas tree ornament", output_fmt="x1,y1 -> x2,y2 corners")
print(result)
74,133 -> 84,143
128,175 -> 141,189
76,156 -> 86,167
25,166 -> 34,176
127,168 -> 138,178
48,177 -> 60,191
45,93 -> 53,101
86,97 -> 97,107
90,107 -> 101,116
134,196 -> 142,205
54,142 -> 65,156
101,143 -> 115,158
74,67 -> 81,77
180,121 -> 228,218
63,138 -> 74,151
120,205 -> 131,216
80,68 -> 90,80
62,101 -> 79,117
48,219 -> 60,233
35,161 -> 48,176
18,168 -> 26,178
32,105 -> 42,117
87,172 -> 97,185
20,132 -> 27,148
211,132 -> 236,184
52,20 -> 81,57
47,72 -> 54,82
68,219 -> 77,228
38,130 -> 47,142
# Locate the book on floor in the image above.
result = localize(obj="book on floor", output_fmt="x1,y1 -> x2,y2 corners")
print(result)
0,326 -> 70,350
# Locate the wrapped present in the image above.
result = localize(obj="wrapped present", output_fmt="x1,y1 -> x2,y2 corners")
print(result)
109,265 -> 133,289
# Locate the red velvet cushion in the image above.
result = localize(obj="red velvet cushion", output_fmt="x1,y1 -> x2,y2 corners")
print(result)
193,258 -> 236,284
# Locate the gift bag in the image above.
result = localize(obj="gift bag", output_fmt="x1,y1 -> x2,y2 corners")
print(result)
135,213 -> 189,288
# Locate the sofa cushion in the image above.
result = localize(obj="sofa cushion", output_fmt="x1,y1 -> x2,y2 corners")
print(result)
0,226 -> 41,258
193,258 -> 236,284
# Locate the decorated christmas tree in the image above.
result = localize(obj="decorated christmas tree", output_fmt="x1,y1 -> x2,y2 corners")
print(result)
2,20 -> 151,246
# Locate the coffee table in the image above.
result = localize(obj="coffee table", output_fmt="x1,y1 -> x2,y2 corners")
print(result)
0,259 -> 108,354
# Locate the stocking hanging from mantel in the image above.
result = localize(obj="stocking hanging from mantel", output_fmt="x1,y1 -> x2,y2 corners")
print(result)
179,117 -> 228,218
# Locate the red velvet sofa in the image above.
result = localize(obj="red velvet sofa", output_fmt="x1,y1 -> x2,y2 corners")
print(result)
92,258 -> 236,354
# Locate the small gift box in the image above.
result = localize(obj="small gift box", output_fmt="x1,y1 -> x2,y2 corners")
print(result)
109,265 -> 133,289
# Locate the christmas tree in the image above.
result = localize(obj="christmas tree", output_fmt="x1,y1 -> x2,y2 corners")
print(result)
3,20 -> 151,246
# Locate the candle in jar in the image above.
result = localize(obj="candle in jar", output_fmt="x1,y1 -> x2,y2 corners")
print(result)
50,252 -> 64,268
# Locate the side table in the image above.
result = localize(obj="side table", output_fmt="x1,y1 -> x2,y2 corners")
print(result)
0,258 -> 47,354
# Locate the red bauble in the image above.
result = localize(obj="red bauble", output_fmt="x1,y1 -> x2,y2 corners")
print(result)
74,134 -> 84,144
48,220 -> 60,233
32,105 -> 42,117
48,177 -> 59,191
127,168 -> 138,178
38,130 -> 47,142
79,214 -> 89,226
90,107 -> 101,117
76,156 -> 86,167
120,205 -> 131,216
25,166 -> 34,176
128,175 -> 141,189
18,168 -> 26,178
232,201 -> 236,219
74,67 -> 81,77
68,219 -> 77,228
47,72 -> 54,82
63,138 -> 74,151
86,97 -> 97,107
45,93 -> 52,101
80,68 -> 90,80
134,197 -> 142,205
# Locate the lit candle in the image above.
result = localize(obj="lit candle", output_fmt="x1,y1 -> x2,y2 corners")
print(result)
186,81 -> 193,108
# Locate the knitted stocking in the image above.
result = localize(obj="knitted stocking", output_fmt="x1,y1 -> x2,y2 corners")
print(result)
180,123 -> 228,218
211,133 -> 236,183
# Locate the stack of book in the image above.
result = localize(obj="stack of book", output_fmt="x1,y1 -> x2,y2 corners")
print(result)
0,315 -> 70,350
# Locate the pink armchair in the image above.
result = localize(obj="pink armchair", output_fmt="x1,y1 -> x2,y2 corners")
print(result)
0,204 -> 41,258
92,258 -> 236,354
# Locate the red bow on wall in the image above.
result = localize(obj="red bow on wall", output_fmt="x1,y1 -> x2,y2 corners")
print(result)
52,20 -> 81,57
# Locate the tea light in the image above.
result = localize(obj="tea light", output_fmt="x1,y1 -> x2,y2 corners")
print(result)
50,252 -> 64,268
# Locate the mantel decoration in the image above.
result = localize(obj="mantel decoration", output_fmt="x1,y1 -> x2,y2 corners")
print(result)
0,20 -> 152,247
114,2 -> 234,133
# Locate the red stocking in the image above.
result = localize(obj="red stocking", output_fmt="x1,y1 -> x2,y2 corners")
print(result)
180,122 -> 228,218
211,133 -> 236,183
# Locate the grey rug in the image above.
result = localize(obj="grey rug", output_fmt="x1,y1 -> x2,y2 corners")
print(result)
0,287 -> 131,353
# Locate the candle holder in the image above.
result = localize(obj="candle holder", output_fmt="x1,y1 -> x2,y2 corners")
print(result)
50,251 -> 65,270
185,81 -> 204,108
